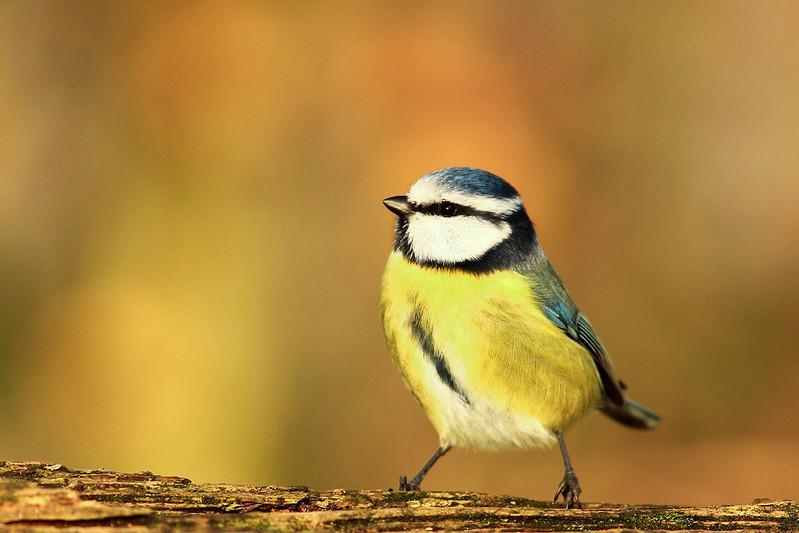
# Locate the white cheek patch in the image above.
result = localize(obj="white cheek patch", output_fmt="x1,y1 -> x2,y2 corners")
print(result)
408,177 -> 522,215
407,214 -> 511,263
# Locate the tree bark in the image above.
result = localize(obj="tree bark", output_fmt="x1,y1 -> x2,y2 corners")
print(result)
0,461 -> 795,531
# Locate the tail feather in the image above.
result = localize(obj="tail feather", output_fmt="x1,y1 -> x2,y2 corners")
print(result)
599,397 -> 660,430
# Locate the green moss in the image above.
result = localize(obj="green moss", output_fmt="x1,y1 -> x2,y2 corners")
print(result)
623,510 -> 696,530
380,490 -> 427,506
779,503 -> 799,531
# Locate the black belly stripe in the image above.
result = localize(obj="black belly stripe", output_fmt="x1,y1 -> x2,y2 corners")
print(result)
409,305 -> 471,405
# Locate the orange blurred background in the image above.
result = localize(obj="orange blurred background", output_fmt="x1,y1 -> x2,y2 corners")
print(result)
1,1 -> 798,506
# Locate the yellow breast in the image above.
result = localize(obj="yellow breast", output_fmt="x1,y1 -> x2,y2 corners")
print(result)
380,252 -> 602,449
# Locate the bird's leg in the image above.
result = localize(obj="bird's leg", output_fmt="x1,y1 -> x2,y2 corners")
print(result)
553,431 -> 582,509
399,445 -> 451,491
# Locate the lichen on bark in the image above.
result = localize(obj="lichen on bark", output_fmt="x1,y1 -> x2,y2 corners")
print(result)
0,461 -> 796,531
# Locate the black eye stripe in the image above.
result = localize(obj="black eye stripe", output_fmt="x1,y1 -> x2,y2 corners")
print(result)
411,202 -> 465,216
410,201 -> 507,222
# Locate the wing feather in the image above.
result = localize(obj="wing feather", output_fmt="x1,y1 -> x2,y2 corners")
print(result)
530,260 -> 626,406
575,313 -> 625,406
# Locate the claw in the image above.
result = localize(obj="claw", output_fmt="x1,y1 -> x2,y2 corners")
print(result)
398,446 -> 450,492
553,471 -> 582,509
399,475 -> 420,491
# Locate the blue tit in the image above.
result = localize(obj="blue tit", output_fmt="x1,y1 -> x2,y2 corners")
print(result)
380,167 -> 659,508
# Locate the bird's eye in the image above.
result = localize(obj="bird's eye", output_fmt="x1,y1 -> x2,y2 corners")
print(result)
439,202 -> 459,217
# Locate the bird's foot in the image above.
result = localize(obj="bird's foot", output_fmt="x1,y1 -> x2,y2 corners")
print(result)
398,475 -> 420,491
553,470 -> 582,509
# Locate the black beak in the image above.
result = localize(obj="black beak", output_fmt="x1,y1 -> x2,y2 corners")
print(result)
383,195 -> 412,216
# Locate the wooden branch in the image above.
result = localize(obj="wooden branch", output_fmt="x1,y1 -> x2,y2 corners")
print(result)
0,461 -> 795,531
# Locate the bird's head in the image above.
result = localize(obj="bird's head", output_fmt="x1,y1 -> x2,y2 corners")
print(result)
384,167 -> 538,270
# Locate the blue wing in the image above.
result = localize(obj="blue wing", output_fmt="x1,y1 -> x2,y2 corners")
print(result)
530,260 -> 626,407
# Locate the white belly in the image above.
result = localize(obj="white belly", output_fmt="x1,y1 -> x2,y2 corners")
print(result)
411,348 -> 557,451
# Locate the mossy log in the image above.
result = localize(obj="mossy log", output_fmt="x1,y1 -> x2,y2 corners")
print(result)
0,461 -> 795,531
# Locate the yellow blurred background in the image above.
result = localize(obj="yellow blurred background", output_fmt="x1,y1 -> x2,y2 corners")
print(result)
1,1 -> 798,506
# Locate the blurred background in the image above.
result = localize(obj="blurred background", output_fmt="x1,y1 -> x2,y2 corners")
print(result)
1,1 -> 798,506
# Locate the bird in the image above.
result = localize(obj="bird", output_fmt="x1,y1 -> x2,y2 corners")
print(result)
380,167 -> 659,508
